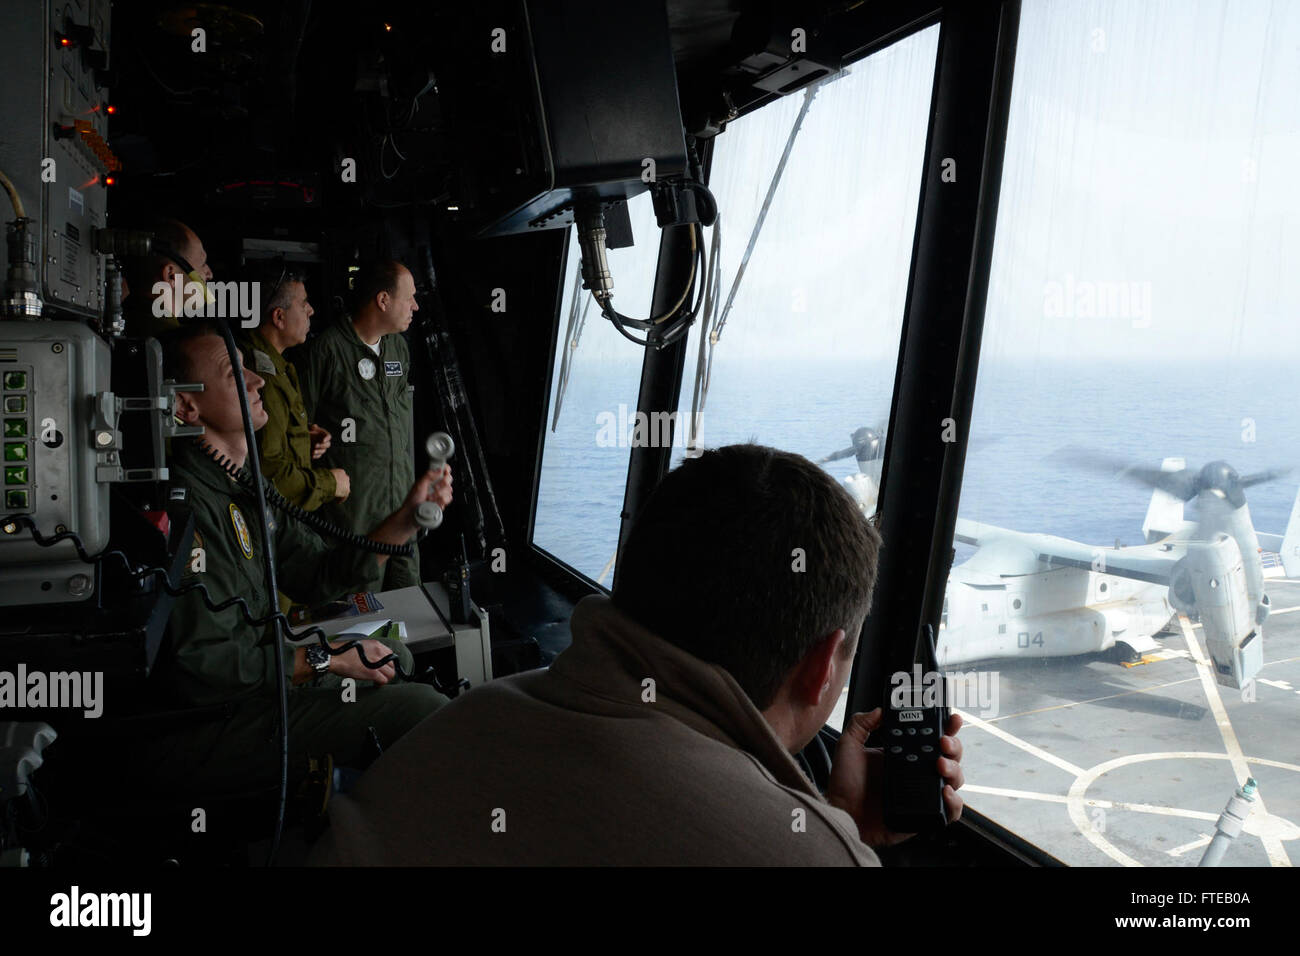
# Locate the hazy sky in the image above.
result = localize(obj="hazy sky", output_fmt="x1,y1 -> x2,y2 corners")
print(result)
984,0 -> 1300,362
552,0 -> 1300,377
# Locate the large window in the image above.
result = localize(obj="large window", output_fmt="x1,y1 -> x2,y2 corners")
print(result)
947,0 -> 1300,866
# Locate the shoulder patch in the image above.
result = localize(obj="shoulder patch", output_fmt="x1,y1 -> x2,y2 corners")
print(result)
229,503 -> 253,559
253,350 -> 277,376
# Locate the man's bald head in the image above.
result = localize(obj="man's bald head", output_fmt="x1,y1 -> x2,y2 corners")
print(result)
125,219 -> 214,320
137,219 -> 209,280
351,259 -> 419,338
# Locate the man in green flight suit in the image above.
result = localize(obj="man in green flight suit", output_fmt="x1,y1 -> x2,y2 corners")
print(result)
297,260 -> 425,591
147,322 -> 452,791
239,267 -> 349,510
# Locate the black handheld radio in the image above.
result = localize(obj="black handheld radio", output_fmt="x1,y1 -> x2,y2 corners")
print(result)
882,623 -> 950,833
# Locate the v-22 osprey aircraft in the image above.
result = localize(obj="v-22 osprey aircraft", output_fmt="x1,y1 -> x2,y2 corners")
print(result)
823,430 -> 1300,690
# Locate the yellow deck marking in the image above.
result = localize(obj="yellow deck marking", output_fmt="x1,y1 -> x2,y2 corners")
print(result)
1177,615 -> 1291,868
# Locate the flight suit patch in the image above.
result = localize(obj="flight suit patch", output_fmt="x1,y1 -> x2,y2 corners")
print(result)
357,357 -> 376,380
229,503 -> 253,559
384,361 -> 402,376
253,349 -> 277,376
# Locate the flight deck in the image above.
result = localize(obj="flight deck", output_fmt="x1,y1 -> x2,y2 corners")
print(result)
949,576 -> 1300,866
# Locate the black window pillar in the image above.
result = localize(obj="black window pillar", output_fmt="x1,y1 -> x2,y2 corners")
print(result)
848,0 -> 1021,715
611,222 -> 696,591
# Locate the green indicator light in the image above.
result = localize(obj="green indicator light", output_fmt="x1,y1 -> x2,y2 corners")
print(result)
4,465 -> 27,485
3,371 -> 26,390
3,420 -> 24,438
2,397 -> 25,413
4,443 -> 27,462
4,489 -> 28,509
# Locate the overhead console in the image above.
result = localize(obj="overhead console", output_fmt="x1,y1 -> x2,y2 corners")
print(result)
434,1 -> 690,240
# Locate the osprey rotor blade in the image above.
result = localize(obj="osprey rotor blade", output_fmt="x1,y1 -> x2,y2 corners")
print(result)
1240,468 -> 1291,489
1056,447 -> 1199,500
1120,465 -> 1199,501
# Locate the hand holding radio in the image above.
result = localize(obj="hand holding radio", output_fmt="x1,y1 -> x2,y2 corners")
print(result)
827,706 -> 965,849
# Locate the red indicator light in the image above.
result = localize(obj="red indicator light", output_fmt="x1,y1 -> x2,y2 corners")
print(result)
59,36 -> 71,47
106,104 -> 117,115
104,175 -> 116,186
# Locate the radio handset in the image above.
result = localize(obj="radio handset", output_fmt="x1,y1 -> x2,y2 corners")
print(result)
415,432 -> 455,530
882,623 -> 950,833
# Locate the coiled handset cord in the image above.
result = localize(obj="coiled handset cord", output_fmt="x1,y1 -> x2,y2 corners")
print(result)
192,439 -> 415,557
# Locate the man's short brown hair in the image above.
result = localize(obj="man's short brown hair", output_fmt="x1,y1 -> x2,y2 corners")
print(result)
613,443 -> 882,709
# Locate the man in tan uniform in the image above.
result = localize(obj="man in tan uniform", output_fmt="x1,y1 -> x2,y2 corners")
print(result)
310,444 -> 964,865
239,268 -> 348,510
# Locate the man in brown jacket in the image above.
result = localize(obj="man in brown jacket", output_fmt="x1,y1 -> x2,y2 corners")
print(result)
309,443 -> 964,865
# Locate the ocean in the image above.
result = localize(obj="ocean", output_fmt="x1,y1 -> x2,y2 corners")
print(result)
534,356 -> 1300,584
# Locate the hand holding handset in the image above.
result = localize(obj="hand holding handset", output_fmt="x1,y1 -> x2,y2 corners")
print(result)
415,432 -> 455,530
883,623 -> 950,833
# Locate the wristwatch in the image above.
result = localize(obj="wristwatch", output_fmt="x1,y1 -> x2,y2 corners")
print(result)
305,643 -> 331,678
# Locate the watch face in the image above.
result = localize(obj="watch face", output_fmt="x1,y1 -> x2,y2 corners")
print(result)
307,645 -> 330,671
